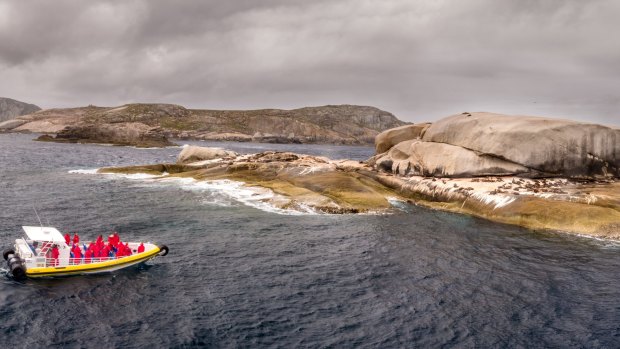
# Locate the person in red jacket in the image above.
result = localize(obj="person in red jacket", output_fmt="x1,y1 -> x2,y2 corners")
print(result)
87,244 -> 94,261
64,233 -> 71,245
73,233 -> 79,244
101,245 -> 110,259
137,243 -> 145,254
124,242 -> 131,256
84,249 -> 92,264
51,245 -> 59,266
73,244 -> 82,264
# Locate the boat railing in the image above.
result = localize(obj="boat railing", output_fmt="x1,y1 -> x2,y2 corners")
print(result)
44,256 -> 129,267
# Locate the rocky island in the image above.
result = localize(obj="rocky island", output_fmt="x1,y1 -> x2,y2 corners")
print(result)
0,103 -> 406,147
98,112 -> 620,240
0,97 -> 41,123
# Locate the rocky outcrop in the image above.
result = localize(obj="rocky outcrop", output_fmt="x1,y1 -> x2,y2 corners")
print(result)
375,123 -> 431,154
177,146 -> 238,164
101,149 -> 394,214
3,103 -> 407,146
96,145 -> 620,239
374,112 -> 620,179
37,122 -> 175,148
0,97 -> 41,122
377,139 -> 531,177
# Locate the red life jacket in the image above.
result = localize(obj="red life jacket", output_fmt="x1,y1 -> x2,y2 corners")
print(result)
51,247 -> 59,259
73,233 -> 79,244
137,243 -> 145,253
64,234 -> 71,245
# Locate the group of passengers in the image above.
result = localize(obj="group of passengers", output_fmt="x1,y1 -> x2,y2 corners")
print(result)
47,232 -> 146,266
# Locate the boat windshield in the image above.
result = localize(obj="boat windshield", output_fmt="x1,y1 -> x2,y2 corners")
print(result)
23,239 -> 58,257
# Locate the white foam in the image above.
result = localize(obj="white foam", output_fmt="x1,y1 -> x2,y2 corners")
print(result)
387,197 -> 407,207
470,191 -> 516,209
69,168 -> 165,179
68,169 -> 99,175
117,173 -> 162,179
70,168 -> 320,215
385,197 -> 412,213
171,178 -> 318,215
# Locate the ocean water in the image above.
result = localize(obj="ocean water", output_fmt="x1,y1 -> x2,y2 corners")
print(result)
1,133 -> 620,348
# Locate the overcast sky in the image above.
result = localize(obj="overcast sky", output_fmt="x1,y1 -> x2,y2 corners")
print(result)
0,0 -> 618,125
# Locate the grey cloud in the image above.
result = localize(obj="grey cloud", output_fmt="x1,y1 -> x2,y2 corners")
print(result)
0,0 -> 618,126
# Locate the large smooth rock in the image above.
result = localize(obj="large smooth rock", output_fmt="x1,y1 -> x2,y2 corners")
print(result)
375,123 -> 430,154
177,146 -> 238,164
421,112 -> 619,178
376,140 -> 531,177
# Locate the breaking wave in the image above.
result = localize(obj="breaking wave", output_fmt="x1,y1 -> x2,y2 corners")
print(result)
69,169 -> 319,215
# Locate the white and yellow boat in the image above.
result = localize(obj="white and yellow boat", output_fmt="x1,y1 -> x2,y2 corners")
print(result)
3,226 -> 169,279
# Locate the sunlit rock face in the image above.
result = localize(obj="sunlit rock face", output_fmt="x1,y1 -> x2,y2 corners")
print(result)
375,112 -> 620,179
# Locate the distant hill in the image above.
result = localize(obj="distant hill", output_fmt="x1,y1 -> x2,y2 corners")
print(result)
3,103 -> 408,146
0,97 -> 41,122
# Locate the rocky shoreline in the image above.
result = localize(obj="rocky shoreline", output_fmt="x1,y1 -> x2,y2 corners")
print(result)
48,109 -> 616,239
98,144 -> 620,239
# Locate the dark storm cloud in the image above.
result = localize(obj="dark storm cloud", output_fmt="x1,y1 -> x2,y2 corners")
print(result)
0,0 -> 618,125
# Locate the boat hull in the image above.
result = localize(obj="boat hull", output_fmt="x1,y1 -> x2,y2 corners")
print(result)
24,246 -> 162,278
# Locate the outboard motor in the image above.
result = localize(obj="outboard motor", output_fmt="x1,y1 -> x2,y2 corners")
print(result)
3,249 -> 26,280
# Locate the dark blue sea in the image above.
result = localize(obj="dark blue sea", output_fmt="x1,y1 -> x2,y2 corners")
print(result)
1,133 -> 620,348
